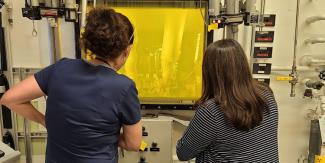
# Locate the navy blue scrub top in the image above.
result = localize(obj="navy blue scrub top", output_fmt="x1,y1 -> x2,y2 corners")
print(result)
34,58 -> 141,163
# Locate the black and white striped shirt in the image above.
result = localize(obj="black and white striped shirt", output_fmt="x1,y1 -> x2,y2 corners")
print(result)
176,90 -> 278,163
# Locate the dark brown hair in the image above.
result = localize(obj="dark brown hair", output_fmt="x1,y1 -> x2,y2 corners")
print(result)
196,39 -> 269,131
82,8 -> 134,59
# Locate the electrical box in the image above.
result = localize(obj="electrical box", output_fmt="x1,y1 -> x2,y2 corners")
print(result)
119,119 -> 173,163
255,31 -> 274,43
263,14 -> 276,27
253,47 -> 273,58
253,63 -> 272,74
244,12 -> 260,25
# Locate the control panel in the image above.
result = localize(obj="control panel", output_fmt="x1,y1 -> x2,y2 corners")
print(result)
263,14 -> 276,27
119,119 -> 173,163
253,47 -> 273,58
252,14 -> 276,85
255,31 -> 275,43
252,63 -> 272,74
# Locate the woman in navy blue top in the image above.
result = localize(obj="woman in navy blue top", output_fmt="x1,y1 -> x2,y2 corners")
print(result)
1,8 -> 142,163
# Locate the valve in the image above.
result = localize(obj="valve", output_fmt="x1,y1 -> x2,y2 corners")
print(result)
319,71 -> 325,80
313,81 -> 324,90
305,80 -> 324,90
304,89 -> 313,98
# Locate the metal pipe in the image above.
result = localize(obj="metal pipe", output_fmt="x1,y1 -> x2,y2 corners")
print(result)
300,55 -> 325,67
225,0 -> 240,40
289,0 -> 301,97
272,66 -> 315,72
23,118 -> 32,163
209,0 -> 221,16
51,28 -> 57,63
258,0 -> 265,30
305,38 -> 325,44
80,0 -> 87,28
249,26 -> 256,69
246,0 -> 257,70
19,69 -> 32,163
308,120 -> 321,163
53,24 -> 62,62
3,4 -> 19,150
306,16 -> 325,24
292,0 -> 301,73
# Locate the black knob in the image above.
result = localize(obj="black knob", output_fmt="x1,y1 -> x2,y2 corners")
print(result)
138,157 -> 146,163
320,71 -> 325,80
152,142 -> 158,147
142,126 -> 145,131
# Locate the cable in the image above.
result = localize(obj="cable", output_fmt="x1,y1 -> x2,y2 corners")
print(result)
199,0 -> 209,26
25,0 -> 31,7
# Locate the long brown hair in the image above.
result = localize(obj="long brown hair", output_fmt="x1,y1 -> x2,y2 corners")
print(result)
196,39 -> 269,131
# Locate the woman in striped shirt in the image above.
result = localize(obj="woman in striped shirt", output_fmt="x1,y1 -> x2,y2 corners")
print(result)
176,39 -> 279,163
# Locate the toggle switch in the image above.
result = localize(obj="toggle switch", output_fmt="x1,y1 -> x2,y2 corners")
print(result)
142,126 -> 148,136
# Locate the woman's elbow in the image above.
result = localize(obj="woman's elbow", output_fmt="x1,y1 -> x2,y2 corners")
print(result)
176,142 -> 195,161
0,94 -> 11,107
176,148 -> 191,161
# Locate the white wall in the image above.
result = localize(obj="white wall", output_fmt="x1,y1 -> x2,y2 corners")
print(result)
2,0 -> 76,68
199,0 -> 325,162
250,0 -> 325,162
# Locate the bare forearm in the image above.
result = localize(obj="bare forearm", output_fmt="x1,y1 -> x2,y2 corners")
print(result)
9,102 -> 45,127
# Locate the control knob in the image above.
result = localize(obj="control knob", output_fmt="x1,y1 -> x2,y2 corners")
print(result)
320,71 -> 325,80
